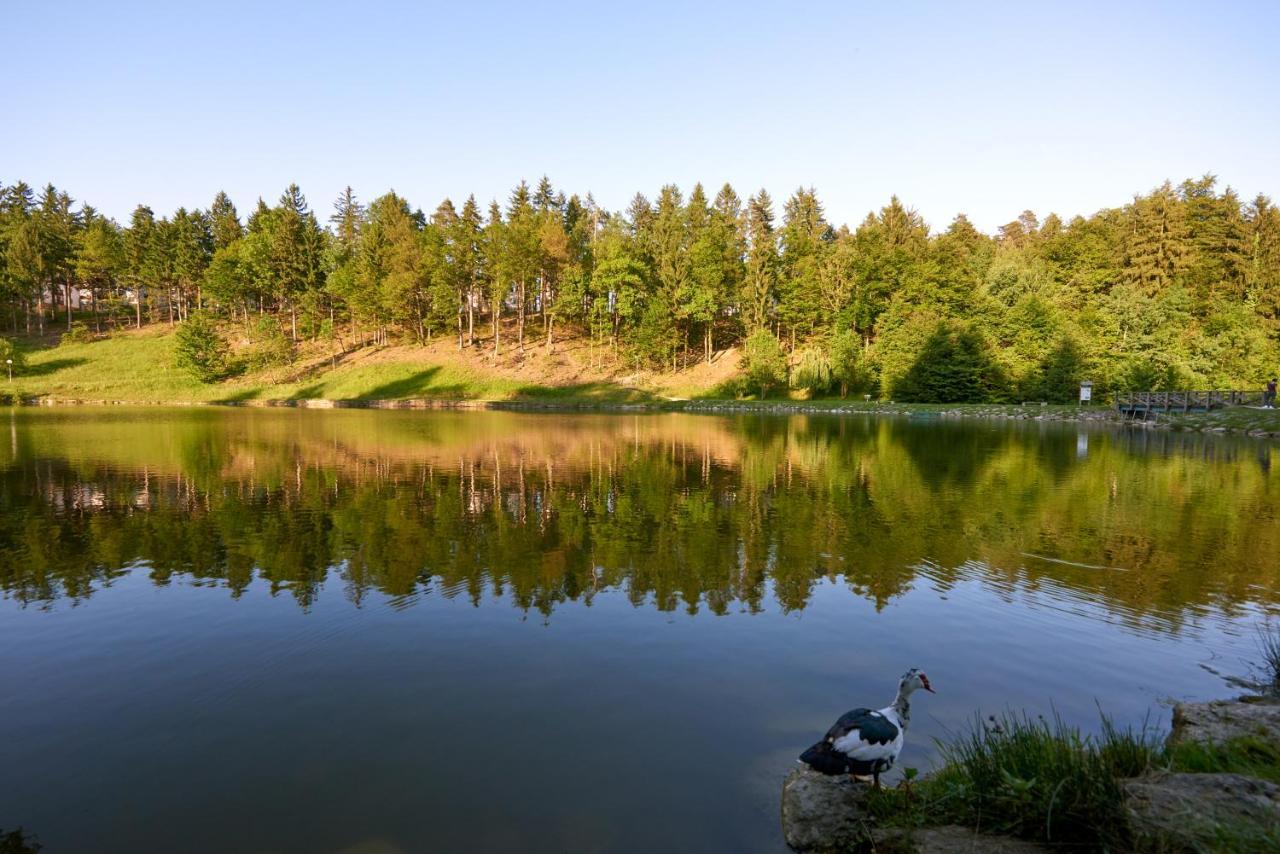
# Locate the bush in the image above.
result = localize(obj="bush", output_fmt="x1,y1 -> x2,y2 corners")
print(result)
0,338 -> 25,377
60,321 -> 95,346
174,312 -> 230,382
244,315 -> 295,370
740,329 -> 787,397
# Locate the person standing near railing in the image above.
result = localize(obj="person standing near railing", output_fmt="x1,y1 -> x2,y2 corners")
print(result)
1266,378 -> 1277,408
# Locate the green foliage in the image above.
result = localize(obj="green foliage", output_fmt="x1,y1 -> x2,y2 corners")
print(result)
790,344 -> 831,393
740,329 -> 787,397
3,173 -> 1280,399
869,712 -> 1156,849
60,321 -> 94,345
893,322 -> 1007,403
1165,736 -> 1280,784
173,312 -> 229,382
244,315 -> 294,370
1019,337 -> 1087,403
0,338 -> 26,373
827,329 -> 863,398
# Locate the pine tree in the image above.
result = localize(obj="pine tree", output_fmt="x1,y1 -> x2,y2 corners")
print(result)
742,190 -> 777,332
209,191 -> 243,250
1122,181 -> 1187,296
778,187 -> 831,346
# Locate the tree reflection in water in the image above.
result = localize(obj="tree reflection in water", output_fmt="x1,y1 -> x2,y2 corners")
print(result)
1,408 -> 1276,631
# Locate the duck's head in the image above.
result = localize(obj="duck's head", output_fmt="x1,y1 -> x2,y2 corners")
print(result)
900,668 -> 936,695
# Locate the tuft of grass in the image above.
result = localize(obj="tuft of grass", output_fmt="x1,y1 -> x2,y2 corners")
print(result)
1257,621 -> 1280,696
868,712 -> 1158,849
1166,735 -> 1280,784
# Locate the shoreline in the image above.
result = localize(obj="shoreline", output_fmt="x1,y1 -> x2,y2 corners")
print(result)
7,394 -> 1280,438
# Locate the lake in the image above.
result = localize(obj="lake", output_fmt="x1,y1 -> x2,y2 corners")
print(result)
0,408 -> 1276,853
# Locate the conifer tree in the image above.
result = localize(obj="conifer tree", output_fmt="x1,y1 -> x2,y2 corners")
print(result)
742,190 -> 777,331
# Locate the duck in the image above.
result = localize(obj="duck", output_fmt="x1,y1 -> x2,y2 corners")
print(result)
798,668 -> 935,788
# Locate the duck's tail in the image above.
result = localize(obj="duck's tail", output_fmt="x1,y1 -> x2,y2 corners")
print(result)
798,740 -> 852,775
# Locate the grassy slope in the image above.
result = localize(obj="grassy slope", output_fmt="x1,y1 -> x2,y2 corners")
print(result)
5,327 -> 675,403
7,329 -> 1280,436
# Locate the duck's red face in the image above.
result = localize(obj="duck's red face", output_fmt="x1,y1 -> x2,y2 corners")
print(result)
919,673 -> 935,693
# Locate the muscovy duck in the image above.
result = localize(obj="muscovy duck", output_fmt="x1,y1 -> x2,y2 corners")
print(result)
798,668 -> 935,788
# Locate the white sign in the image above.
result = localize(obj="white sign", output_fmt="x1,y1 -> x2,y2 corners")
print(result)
1079,381 -> 1093,403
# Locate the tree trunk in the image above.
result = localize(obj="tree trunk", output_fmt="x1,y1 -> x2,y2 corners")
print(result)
64,279 -> 73,330
517,280 -> 525,353
492,303 -> 501,359
136,286 -> 143,329
467,289 -> 475,345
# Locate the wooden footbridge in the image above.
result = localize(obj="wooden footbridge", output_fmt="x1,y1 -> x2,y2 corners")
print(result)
1115,390 -> 1265,418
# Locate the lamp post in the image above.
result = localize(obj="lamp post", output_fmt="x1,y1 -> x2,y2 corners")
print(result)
5,359 -> 11,382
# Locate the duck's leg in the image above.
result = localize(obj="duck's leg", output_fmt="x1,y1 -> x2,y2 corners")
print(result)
873,771 -> 881,790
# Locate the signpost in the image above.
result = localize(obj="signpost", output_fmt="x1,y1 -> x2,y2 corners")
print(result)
1079,380 -> 1092,406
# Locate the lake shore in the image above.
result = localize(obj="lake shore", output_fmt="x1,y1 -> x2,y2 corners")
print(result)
8,392 -> 1280,438
6,327 -> 1280,438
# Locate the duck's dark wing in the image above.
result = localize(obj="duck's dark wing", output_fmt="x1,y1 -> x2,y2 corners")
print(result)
825,708 -> 898,746
798,707 -> 901,775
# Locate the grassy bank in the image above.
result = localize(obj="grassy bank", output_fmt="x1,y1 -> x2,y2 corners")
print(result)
4,329 -> 1280,438
865,713 -> 1280,851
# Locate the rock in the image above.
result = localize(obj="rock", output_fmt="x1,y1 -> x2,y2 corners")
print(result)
870,826 -> 1051,853
780,767 -> 874,852
1122,772 -> 1280,848
1169,696 -> 1280,747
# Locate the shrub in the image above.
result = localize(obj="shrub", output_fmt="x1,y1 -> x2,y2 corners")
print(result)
740,329 -> 787,397
244,315 -> 295,370
0,338 -> 25,377
174,312 -> 230,382
60,321 -> 95,346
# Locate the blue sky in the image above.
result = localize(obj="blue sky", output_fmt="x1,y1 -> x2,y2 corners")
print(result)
4,1 -> 1278,232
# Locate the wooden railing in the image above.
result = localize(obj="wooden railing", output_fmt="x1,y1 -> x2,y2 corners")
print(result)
1115,390 -> 1265,416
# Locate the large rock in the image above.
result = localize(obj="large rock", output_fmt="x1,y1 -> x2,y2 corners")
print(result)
780,767 -> 874,851
1122,772 -> 1280,849
780,769 -> 1052,853
1169,695 -> 1280,747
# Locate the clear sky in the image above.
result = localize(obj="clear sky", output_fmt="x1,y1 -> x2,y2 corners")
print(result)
4,0 -> 1278,233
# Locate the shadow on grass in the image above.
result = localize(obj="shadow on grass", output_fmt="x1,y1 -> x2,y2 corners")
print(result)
511,381 -> 660,404
211,386 -> 265,403
20,357 -> 89,377
286,384 -> 326,400
356,368 -> 465,400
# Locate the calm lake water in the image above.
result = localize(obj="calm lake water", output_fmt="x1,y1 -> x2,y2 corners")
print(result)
1,408 -> 1277,853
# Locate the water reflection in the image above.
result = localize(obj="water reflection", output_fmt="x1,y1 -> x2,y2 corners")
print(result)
1,409 -> 1277,630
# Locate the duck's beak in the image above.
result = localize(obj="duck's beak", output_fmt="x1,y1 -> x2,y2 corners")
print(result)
922,676 -> 936,694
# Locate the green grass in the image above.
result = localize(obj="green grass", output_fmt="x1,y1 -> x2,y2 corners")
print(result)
865,712 -> 1280,851
9,329 -> 211,401
1161,407 -> 1280,433
867,712 -> 1156,849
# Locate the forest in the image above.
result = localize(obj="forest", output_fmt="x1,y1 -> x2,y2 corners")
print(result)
1,174 -> 1278,402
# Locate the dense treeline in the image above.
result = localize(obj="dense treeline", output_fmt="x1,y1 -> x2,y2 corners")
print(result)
1,175 -> 1278,400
